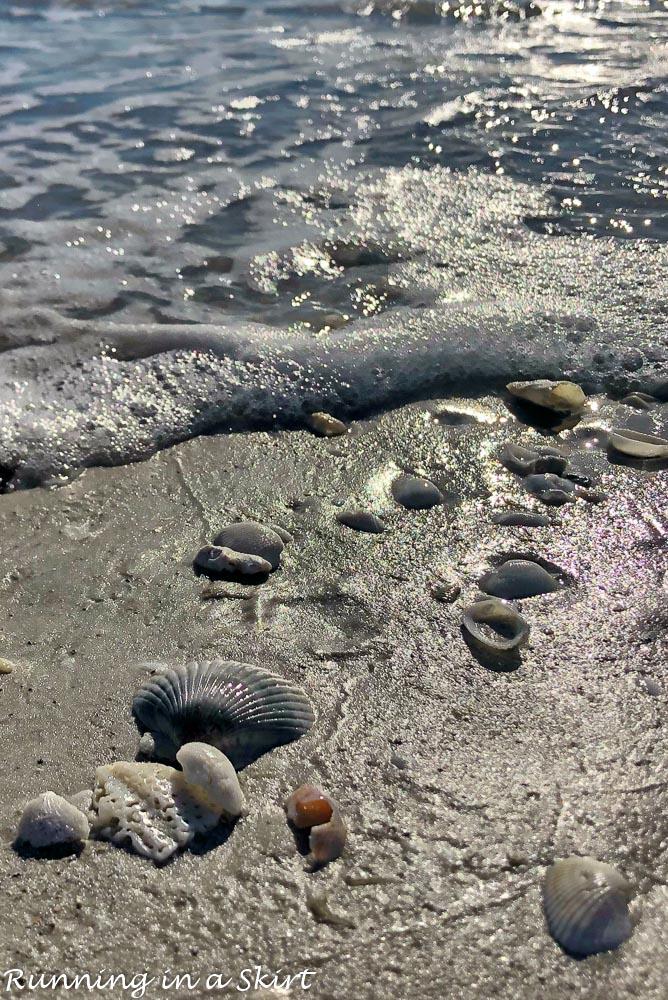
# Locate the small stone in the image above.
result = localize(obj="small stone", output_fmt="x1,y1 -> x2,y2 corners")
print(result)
0,658 -> 15,674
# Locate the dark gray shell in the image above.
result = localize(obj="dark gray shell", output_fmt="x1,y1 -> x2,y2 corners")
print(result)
543,857 -> 634,956
492,510 -> 552,527
498,443 -> 567,477
132,660 -> 315,769
212,522 -> 284,571
336,509 -> 386,533
524,473 -> 576,506
392,475 -> 443,510
479,559 -> 559,599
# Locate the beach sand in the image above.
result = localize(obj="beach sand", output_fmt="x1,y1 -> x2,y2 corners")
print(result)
0,394 -> 666,998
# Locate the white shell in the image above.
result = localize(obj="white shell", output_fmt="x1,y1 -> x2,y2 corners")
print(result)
336,509 -> 386,533
17,791 -> 90,849
306,412 -> 348,436
507,380 -> 586,413
608,428 -> 668,459
176,742 -> 244,817
479,559 -> 559,599
212,522 -> 284,570
392,474 -> 443,510
90,745 -> 244,863
524,473 -> 576,505
543,857 -> 634,956
462,598 -> 530,653
195,545 -> 272,576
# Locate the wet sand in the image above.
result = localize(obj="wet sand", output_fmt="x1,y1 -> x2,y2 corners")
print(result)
0,395 -> 666,999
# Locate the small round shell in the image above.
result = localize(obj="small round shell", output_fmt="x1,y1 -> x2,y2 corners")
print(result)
543,857 -> 634,956
492,511 -> 552,528
336,509 -> 386,533
195,545 -> 272,576
479,559 -> 559,600
132,660 -> 315,768
507,380 -> 586,413
524,473 -> 576,506
462,598 -> 530,653
17,791 -> 90,849
608,428 -> 668,459
212,522 -> 284,570
392,475 -> 443,510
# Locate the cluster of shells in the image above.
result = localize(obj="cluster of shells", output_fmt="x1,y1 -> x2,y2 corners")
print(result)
17,660 -> 345,866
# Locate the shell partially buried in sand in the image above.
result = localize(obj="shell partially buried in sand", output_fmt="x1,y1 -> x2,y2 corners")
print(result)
336,509 -> 386,533
462,598 -> 530,653
392,474 -> 443,510
479,559 -> 559,600
284,784 -> 347,866
507,380 -> 586,414
543,856 -> 635,956
608,428 -> 668,459
17,791 -> 90,849
195,545 -> 272,576
212,521 -> 285,571
524,473 -> 576,506
89,743 -> 244,863
498,442 -> 568,477
132,660 -> 315,768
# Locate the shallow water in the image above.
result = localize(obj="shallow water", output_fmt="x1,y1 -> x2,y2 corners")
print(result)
0,0 -> 667,486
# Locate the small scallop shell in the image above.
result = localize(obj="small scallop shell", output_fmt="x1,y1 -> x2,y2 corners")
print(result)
336,509 -> 386,533
507,380 -> 586,413
608,428 -> 668,459
462,598 -> 530,653
284,784 -> 347,866
212,522 -> 284,570
17,791 -> 90,849
392,475 -> 443,510
492,511 -> 552,528
524,473 -> 576,505
195,545 -> 272,576
479,559 -> 559,599
543,857 -> 634,956
132,660 -> 315,768
499,443 -> 568,477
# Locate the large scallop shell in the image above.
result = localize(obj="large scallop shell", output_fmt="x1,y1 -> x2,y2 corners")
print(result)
17,791 -> 90,849
392,474 -> 443,510
507,380 -> 586,413
608,428 -> 668,459
462,598 -> 529,653
479,559 -> 559,599
543,857 -> 634,956
212,522 -> 284,571
132,660 -> 315,768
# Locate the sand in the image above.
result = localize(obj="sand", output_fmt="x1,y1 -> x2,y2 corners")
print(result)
0,394 -> 666,999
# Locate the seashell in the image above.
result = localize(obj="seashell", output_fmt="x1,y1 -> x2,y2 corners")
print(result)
479,559 -> 559,599
17,791 -> 90,849
608,428 -> 668,459
68,789 -> 93,815
212,521 -> 285,570
306,412 -> 348,437
0,658 -> 14,674
498,443 -> 567,477
492,510 -> 552,528
619,392 -> 657,411
430,572 -> 461,603
392,474 -> 443,510
462,598 -> 530,653
284,784 -> 347,866
89,745 -> 244,863
543,856 -> 634,956
336,509 -> 386,533
507,379 -> 586,413
132,660 -> 315,768
195,545 -> 272,576
524,473 -> 576,505
269,524 -> 294,544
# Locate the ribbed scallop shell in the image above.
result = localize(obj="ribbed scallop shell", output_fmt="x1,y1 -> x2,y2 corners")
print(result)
212,522 -> 284,571
543,857 -> 634,956
132,660 -> 315,768
392,475 -> 443,510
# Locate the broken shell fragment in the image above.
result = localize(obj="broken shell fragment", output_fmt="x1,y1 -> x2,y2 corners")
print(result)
524,473 -> 577,506
284,784 -> 347,866
336,509 -> 386,533
498,443 -> 568,477
608,428 -> 668,459
392,474 -> 443,510
132,660 -> 315,768
543,857 -> 634,956
17,791 -> 90,849
212,521 -> 284,571
89,746 -> 244,863
619,392 -> 657,411
492,511 -> 552,527
195,545 -> 272,576
307,412 -> 348,437
507,380 -> 586,413
479,559 -> 559,600
462,598 -> 530,653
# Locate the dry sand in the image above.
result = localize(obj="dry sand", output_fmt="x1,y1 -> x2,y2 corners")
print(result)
0,395 -> 666,999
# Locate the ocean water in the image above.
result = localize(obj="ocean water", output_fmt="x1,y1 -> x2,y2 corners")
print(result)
0,0 -> 666,487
